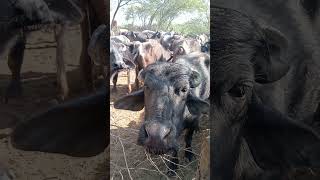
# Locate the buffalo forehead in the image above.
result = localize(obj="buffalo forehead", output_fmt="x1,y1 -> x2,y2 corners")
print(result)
144,63 -> 191,87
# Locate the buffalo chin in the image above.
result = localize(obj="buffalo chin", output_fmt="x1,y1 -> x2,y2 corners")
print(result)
145,146 -> 170,155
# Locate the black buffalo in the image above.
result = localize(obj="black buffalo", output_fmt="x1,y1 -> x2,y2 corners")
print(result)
123,31 -> 147,42
11,89 -> 107,157
211,2 -> 320,179
114,52 -> 210,175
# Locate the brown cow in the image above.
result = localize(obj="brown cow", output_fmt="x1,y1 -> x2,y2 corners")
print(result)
133,39 -> 173,89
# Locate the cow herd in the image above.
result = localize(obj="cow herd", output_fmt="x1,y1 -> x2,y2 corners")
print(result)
1,0 -> 320,179
109,28 -> 210,93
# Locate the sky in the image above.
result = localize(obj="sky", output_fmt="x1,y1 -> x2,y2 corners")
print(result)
110,0 -> 209,26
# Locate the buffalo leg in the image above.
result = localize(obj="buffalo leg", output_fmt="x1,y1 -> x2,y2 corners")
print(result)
135,67 -> 140,89
127,70 -> 132,93
5,32 -> 26,103
184,128 -> 195,161
184,117 -> 200,161
167,149 -> 179,177
112,73 -> 118,92
54,24 -> 69,101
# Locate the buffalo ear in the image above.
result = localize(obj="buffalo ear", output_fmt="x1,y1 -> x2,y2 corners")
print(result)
253,27 -> 290,83
300,0 -> 319,20
114,89 -> 144,111
245,100 -> 320,169
189,70 -> 201,88
186,94 -> 209,115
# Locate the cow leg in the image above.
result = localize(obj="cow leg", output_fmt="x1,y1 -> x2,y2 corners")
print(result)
127,70 -> 132,93
184,128 -> 195,161
5,32 -> 25,103
135,67 -> 140,90
112,73 -> 118,92
166,149 -> 179,177
54,24 -> 69,101
184,117 -> 200,161
79,2 -> 94,93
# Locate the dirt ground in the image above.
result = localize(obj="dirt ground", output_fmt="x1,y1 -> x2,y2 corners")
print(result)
0,27 -> 107,180
110,71 -> 209,180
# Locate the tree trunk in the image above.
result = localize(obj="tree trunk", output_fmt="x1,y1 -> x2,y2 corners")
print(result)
111,3 -> 120,27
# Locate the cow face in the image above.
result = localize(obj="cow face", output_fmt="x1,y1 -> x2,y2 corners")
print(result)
211,7 -> 290,179
160,34 -> 175,50
110,40 -> 128,73
201,41 -> 210,53
211,7 -> 320,180
114,62 -> 208,155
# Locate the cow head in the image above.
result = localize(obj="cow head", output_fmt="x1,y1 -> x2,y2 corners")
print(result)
160,34 -> 175,50
110,40 -> 129,73
114,62 -> 209,155
211,7 -> 320,179
201,41 -> 210,53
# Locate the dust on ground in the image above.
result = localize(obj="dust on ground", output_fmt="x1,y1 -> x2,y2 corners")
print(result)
110,71 -> 209,180
0,26 -> 107,180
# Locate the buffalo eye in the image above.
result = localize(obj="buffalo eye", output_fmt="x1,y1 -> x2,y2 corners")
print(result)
181,87 -> 188,93
228,85 -> 245,98
175,86 -> 188,95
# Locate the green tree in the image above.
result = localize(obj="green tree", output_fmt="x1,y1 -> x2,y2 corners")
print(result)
123,0 -> 209,32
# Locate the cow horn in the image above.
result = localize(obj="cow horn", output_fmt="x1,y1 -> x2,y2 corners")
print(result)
137,69 -> 145,82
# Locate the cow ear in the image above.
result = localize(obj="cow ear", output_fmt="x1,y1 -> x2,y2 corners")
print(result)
118,44 -> 127,52
253,27 -> 290,83
245,101 -> 320,169
114,89 -> 144,111
137,69 -> 145,82
189,70 -> 201,88
186,94 -> 209,115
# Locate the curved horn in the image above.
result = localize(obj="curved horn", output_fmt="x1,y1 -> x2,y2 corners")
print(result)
137,69 -> 145,82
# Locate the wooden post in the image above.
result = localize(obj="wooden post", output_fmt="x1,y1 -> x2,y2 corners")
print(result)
54,24 -> 69,101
